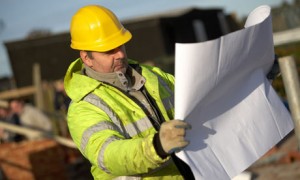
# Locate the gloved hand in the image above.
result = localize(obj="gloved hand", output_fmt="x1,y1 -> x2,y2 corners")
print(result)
159,120 -> 191,154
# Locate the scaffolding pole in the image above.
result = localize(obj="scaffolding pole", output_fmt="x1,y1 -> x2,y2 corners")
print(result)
278,56 -> 300,150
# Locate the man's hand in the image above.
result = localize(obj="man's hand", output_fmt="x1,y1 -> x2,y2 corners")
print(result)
159,120 -> 191,154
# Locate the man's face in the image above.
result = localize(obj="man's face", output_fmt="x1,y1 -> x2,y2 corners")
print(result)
9,100 -> 23,114
81,45 -> 128,74
0,108 -> 8,118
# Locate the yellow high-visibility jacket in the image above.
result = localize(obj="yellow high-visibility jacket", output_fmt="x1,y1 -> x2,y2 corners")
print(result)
64,58 -> 183,180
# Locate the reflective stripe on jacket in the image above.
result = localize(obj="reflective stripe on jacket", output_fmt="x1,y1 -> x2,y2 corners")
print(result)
64,58 -> 183,180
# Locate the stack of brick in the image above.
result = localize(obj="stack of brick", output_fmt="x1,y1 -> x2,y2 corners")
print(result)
0,139 -> 68,180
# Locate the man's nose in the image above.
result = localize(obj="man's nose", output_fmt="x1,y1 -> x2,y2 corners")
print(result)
114,46 -> 126,59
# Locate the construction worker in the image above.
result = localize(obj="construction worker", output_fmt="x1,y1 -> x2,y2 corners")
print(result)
64,5 -> 194,180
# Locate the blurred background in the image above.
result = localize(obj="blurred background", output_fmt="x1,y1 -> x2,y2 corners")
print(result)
0,0 -> 299,179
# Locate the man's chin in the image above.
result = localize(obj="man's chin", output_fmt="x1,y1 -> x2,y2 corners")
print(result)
115,66 -> 127,74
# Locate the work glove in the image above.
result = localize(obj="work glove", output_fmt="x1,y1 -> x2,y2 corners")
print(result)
159,120 -> 191,154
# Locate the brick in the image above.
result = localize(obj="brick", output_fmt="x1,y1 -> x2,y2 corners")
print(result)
0,139 -> 68,180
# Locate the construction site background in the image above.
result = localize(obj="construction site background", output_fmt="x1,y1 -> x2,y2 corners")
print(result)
0,1 -> 300,180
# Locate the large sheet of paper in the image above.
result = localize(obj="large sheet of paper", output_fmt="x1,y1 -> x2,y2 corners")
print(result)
174,5 -> 294,179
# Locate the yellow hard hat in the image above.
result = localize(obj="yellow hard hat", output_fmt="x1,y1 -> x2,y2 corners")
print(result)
70,5 -> 132,52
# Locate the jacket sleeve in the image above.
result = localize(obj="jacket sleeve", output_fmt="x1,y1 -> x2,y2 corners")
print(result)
67,100 -> 170,176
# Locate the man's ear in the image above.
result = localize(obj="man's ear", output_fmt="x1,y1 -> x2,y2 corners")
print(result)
80,51 -> 92,67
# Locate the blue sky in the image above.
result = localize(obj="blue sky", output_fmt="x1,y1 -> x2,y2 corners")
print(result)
0,0 -> 293,77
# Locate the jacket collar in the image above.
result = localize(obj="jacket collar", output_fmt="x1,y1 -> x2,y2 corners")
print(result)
64,58 -> 147,102
84,63 -> 145,92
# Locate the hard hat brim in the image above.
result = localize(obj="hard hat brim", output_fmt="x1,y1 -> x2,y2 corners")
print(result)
71,28 -> 132,52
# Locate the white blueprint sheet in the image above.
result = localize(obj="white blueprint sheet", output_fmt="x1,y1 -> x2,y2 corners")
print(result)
174,5 -> 294,179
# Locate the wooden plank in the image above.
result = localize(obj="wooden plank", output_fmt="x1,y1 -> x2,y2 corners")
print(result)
0,86 -> 36,99
33,63 -> 44,110
278,56 -> 300,150
0,121 -> 76,148
273,27 -> 300,46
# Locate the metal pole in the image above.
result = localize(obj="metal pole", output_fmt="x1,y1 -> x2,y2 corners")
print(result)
278,56 -> 300,151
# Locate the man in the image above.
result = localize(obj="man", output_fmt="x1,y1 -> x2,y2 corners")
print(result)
9,99 -> 53,140
64,5 -> 193,180
0,100 -> 24,142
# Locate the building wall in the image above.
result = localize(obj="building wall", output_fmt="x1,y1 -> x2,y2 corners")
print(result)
272,1 -> 300,32
5,34 -> 78,87
125,19 -> 167,61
